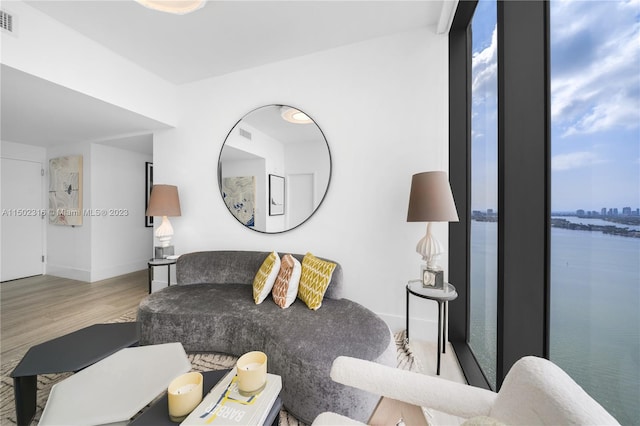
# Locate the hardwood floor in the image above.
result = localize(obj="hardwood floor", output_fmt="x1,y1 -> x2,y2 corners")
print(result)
1,271 -> 147,362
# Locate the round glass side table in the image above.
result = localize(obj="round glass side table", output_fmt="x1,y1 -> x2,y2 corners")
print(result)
147,258 -> 177,293
406,280 -> 458,375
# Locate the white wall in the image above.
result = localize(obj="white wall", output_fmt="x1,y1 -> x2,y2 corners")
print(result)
91,144 -> 153,281
1,1 -> 177,126
223,122 -> 286,231
46,142 -> 153,282
46,143 -> 93,281
154,28 -> 450,338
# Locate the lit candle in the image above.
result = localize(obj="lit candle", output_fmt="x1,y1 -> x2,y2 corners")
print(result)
236,351 -> 267,396
167,372 -> 203,422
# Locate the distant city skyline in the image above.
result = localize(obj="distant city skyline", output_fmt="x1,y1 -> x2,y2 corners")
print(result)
472,205 -> 640,214
470,0 -> 640,213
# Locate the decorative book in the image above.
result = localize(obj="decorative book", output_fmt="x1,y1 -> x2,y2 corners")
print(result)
181,369 -> 282,425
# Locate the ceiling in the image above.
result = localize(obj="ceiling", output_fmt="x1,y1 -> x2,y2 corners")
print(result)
0,64 -> 163,152
24,0 -> 445,85
241,105 -> 325,145
1,1 -> 449,151
220,104 -> 326,161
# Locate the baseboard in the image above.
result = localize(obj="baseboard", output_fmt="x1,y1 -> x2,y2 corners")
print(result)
47,260 -> 148,283
46,264 -> 91,282
90,260 -> 148,282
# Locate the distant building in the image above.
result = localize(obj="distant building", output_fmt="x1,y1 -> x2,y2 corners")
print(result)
487,209 -> 494,216
601,207 -> 607,216
622,207 -> 632,215
577,209 -> 585,216
613,208 -> 619,215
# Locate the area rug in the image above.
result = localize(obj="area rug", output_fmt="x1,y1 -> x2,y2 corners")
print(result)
0,311 -> 417,426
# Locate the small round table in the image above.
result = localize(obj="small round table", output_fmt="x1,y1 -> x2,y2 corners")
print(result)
406,280 -> 458,375
147,258 -> 177,293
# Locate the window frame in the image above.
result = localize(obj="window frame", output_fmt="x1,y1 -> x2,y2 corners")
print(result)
448,0 -> 551,390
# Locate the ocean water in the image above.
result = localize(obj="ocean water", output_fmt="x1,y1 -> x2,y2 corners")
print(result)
469,221 -> 639,424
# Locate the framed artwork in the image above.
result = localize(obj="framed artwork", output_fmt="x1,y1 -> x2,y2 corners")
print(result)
145,162 -> 153,227
49,155 -> 83,226
222,176 -> 255,227
269,174 -> 285,216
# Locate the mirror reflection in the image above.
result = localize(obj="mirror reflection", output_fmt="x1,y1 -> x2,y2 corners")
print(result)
218,105 -> 331,233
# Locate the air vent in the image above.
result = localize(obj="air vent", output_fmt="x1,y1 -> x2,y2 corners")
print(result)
239,128 -> 252,140
1,10 -> 14,33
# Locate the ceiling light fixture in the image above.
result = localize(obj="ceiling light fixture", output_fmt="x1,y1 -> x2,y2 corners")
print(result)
281,107 -> 313,124
135,0 -> 205,15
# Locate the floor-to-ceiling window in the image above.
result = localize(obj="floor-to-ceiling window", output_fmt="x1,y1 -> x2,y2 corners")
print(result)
549,1 -> 640,423
469,0 -> 498,390
450,1 -> 638,422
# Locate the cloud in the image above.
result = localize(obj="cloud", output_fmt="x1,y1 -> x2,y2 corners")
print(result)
552,151 -> 605,171
472,25 -> 498,104
551,0 -> 640,137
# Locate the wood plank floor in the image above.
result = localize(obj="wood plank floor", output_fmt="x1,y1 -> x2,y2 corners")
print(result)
1,271 -> 148,362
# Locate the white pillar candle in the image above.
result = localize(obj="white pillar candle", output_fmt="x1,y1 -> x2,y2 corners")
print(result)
236,351 -> 267,396
167,372 -> 203,422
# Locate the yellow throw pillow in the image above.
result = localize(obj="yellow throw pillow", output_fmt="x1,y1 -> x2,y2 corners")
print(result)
253,251 -> 280,304
298,252 -> 337,310
272,254 -> 302,309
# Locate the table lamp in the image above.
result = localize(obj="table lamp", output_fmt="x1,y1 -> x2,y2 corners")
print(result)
146,184 -> 181,259
407,171 -> 459,289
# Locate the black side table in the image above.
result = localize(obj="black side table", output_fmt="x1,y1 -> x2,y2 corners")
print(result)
406,280 -> 458,375
148,258 -> 177,293
10,323 -> 139,426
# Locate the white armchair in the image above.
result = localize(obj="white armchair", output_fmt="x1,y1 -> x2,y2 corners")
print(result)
312,355 -> 619,425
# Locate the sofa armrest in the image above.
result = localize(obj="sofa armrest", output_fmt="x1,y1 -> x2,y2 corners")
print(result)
330,356 -> 496,420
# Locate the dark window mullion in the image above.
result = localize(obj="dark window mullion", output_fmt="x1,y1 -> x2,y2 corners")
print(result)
449,0 -> 550,390
496,0 -> 550,388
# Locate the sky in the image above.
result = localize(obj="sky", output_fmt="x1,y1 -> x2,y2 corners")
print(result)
471,0 -> 640,213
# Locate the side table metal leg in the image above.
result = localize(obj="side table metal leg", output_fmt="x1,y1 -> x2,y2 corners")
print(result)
437,301 -> 442,375
405,287 -> 410,343
443,300 -> 447,354
148,264 -> 152,294
167,264 -> 171,287
13,375 -> 37,426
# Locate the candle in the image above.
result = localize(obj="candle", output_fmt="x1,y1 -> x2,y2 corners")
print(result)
236,351 -> 267,396
167,372 -> 203,422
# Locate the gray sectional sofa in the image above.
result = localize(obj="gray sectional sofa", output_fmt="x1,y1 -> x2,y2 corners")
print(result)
137,250 -> 396,424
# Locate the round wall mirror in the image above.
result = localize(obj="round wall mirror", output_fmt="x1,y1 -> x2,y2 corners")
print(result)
218,105 -> 331,233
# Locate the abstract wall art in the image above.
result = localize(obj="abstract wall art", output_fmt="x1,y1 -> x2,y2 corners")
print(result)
222,176 -> 255,227
49,155 -> 83,226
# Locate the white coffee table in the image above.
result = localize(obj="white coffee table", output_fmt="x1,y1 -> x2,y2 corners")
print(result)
39,342 -> 191,425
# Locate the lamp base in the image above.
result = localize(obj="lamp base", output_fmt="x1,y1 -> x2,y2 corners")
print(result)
154,245 -> 175,259
421,264 -> 444,290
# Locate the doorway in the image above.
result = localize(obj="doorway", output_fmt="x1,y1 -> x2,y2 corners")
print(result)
1,158 -> 44,281
287,173 -> 314,229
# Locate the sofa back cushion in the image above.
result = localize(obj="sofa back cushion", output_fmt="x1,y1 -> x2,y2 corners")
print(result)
176,250 -> 344,300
